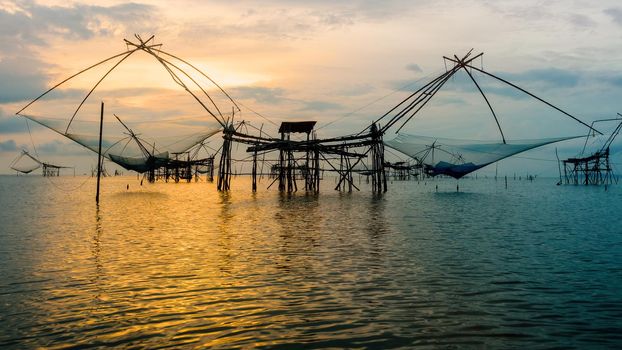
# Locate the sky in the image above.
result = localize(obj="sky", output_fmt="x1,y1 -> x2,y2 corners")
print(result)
1,0 -> 621,176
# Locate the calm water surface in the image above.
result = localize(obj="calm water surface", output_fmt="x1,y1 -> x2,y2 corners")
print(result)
1,175 -> 621,349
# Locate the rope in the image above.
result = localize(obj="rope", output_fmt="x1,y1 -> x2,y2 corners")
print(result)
44,173 -> 94,192
24,118 -> 97,192
317,68 -> 444,131
384,147 -> 408,162
235,99 -> 279,127
25,119 -> 39,159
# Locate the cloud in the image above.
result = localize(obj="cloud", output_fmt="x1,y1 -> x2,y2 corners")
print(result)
384,65 -> 620,122
384,67 -> 591,113
495,68 -> 581,88
37,139 -> 64,153
298,100 -> 342,112
406,63 -> 422,73
484,2 -> 554,23
335,84 -> 375,97
181,12 -> 314,41
606,76 -> 622,87
0,1 -> 158,102
230,86 -> 287,104
320,12 -> 355,28
168,118 -> 222,128
179,1 -> 414,42
228,85 -> 343,117
0,108 -> 27,133
604,7 -> 622,26
0,56 -> 51,103
0,139 -> 18,151
568,14 -> 597,28
32,139 -> 87,157
387,78 -> 433,92
254,0 -> 409,24
435,96 -> 467,106
426,67 -> 581,98
0,1 -> 157,49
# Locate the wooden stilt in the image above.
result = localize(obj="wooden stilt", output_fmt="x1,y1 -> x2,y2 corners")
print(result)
252,150 -> 257,192
218,125 -> 233,191
96,101 -> 104,204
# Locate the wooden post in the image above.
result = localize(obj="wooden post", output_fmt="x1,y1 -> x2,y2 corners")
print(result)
175,153 -> 180,183
305,132 -> 310,191
381,143 -> 387,192
187,152 -> 192,183
315,147 -> 320,192
278,131 -> 285,192
252,150 -> 257,192
208,157 -> 214,182
217,125 -> 233,191
370,123 -> 387,193
287,133 -> 294,192
349,158 -> 354,192
96,101 -> 104,204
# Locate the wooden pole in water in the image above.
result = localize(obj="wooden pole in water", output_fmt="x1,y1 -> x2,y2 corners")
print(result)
96,101 -> 104,204
252,150 -> 257,192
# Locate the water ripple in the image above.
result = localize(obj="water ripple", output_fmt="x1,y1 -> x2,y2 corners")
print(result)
1,176 -> 621,348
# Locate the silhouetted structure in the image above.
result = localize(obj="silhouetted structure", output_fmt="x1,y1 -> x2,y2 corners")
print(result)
10,149 -> 70,176
378,50 -> 599,180
231,121 -> 384,193
562,114 -> 621,185
42,163 -> 63,177
385,161 -> 416,180
16,39 -> 602,195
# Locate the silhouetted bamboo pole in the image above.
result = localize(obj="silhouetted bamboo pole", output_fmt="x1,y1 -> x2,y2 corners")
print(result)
96,102 -> 104,204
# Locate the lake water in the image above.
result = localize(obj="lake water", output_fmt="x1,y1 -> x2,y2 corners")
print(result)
1,174 -> 621,349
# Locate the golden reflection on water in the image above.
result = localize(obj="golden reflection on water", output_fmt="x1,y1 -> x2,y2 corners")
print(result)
3,176 -> 406,348
79,177 -> 354,348
4,175 -> 622,348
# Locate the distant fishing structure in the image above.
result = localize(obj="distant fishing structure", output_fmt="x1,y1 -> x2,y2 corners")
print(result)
560,113 -> 622,185
16,38 -> 601,196
10,149 -> 71,176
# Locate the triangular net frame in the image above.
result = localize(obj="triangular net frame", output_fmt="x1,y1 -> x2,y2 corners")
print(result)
9,149 -> 70,174
374,50 -> 599,178
15,35 -> 238,173
10,150 -> 42,174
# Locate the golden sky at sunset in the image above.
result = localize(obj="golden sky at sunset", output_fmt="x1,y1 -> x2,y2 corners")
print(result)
1,0 -> 622,174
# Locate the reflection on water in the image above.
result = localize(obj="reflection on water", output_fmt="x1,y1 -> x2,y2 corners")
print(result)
1,175 -> 622,348
90,206 -> 104,315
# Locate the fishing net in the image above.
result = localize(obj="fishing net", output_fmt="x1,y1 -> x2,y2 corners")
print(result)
385,133 -> 578,179
14,36 -> 237,173
10,151 -> 41,174
21,114 -> 221,173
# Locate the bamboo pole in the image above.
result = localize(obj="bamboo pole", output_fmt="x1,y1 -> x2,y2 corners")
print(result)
96,102 -> 104,204
252,150 -> 257,192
